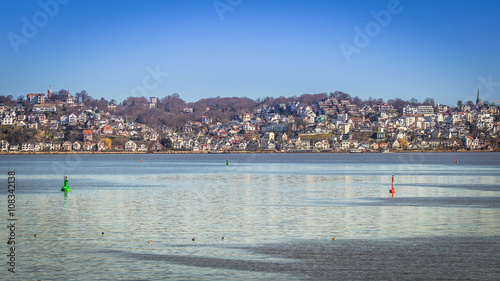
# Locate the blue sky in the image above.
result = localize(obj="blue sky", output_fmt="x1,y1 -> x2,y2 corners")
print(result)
1,0 -> 499,106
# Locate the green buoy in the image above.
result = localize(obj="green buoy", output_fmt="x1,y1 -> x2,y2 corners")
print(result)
226,159 -> 230,166
61,175 -> 71,192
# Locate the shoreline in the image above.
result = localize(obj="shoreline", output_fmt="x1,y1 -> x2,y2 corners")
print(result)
0,149 -> 496,155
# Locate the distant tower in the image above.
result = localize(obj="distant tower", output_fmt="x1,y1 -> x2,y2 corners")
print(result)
476,89 -> 481,106
48,85 -> 52,99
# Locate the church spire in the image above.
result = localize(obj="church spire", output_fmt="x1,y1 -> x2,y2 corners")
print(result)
476,88 -> 481,106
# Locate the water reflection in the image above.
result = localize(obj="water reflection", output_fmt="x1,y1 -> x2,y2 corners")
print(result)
1,153 -> 499,280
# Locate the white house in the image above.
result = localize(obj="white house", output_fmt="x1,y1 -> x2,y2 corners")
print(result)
72,141 -> 81,151
78,112 -> 88,124
62,141 -> 72,151
0,140 -> 9,152
83,142 -> 93,151
125,140 -> 137,151
137,144 -> 148,152
60,115 -> 69,124
68,114 -> 78,125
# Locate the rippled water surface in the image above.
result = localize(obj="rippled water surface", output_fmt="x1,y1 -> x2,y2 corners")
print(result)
1,152 -> 499,280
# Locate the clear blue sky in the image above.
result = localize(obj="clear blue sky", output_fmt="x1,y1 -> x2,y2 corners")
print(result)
1,0 -> 499,106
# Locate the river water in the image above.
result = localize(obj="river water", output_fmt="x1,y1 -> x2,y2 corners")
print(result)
1,152 -> 499,280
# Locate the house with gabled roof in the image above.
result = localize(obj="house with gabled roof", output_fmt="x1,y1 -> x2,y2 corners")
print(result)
27,122 -> 38,129
53,132 -> 64,139
143,132 -> 159,141
137,144 -> 148,152
101,125 -> 113,134
314,140 -> 330,151
83,130 -> 92,141
0,140 -> 9,152
1,114 -> 14,125
151,140 -> 163,151
241,113 -> 253,122
43,141 -> 53,151
68,114 -> 78,125
62,141 -> 72,151
49,120 -> 58,130
392,140 -> 400,149
97,140 -> 107,151
8,144 -> 18,152
60,115 -> 68,124
125,140 -> 137,151
72,141 -> 81,151
83,141 -> 93,151
78,112 -> 88,124
32,113 -> 46,124
21,143 -> 34,151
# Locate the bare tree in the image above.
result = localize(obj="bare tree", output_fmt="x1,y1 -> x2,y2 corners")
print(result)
423,98 -> 435,107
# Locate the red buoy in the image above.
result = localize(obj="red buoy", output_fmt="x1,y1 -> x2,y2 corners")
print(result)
456,157 -> 458,164
389,175 -> 396,197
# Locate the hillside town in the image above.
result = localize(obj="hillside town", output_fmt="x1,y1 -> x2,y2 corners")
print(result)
0,88 -> 499,153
